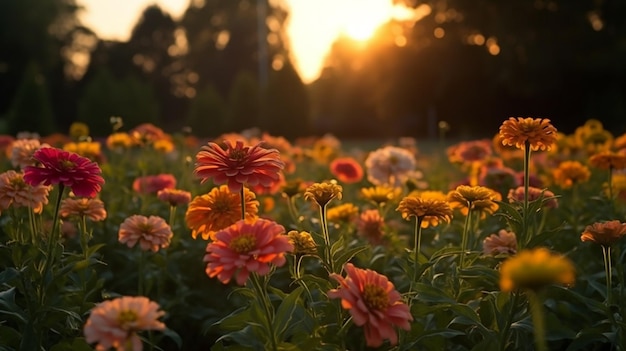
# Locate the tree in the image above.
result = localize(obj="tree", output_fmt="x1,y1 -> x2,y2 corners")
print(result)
185,85 -> 227,137
226,70 -> 261,132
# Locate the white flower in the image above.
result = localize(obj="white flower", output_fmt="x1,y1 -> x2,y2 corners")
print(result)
365,146 -> 416,187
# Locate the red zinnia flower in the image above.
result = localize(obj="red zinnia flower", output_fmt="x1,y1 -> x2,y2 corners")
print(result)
132,174 -> 177,194
328,263 -> 413,347
204,218 -> 293,285
23,147 -> 104,198
330,157 -> 364,184
194,140 -> 285,192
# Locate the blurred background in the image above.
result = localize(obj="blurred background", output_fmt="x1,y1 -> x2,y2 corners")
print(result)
0,0 -> 625,140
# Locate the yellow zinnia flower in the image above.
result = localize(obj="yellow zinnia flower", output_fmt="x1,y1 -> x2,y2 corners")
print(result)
552,160 -> 590,189
287,230 -> 317,256
499,247 -> 575,292
326,203 -> 359,223
447,185 -> 501,218
396,196 -> 453,228
499,117 -> 558,151
304,180 -> 343,208
360,185 -> 403,206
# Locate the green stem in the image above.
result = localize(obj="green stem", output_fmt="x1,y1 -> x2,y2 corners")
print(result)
79,215 -> 89,260
138,250 -> 145,296
608,167 -> 614,216
521,142 -> 531,250
460,207 -> 473,270
240,187 -> 246,221
602,245 -> 613,306
499,291 -> 519,351
27,206 -> 36,245
319,205 -> 334,273
251,273 -> 278,350
41,185 -> 65,289
528,290 -> 548,351
168,205 -> 176,228
413,217 -> 424,282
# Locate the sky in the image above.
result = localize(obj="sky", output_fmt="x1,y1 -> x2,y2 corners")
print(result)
77,0 -> 419,83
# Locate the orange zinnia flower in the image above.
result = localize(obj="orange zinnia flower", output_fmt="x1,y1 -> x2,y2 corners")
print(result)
328,263 -> 413,347
581,220 -> 626,247
483,229 -> 517,255
157,188 -> 192,207
23,147 -> 105,198
59,197 -> 107,222
589,151 -> 626,170
194,140 -> 285,193
330,157 -> 364,184
118,215 -> 173,252
185,185 -> 258,240
396,196 -> 453,228
0,170 -> 51,214
84,296 -> 165,351
499,247 -> 575,292
552,160 -> 590,189
499,117 -> 558,151
204,218 -> 293,285
447,185 -> 501,218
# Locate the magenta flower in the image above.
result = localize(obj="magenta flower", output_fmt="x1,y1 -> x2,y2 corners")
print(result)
23,147 -> 104,198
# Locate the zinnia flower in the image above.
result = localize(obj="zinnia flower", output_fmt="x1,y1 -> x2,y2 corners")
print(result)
360,185 -> 403,206
185,185 -> 259,240
304,180 -> 343,208
507,186 -> 558,209
589,151 -> 626,170
499,247 -> 575,292
483,229 -> 517,255
447,185 -> 501,218
118,215 -> 173,252
0,170 -> 51,214
63,141 -> 102,161
194,140 -> 285,193
356,209 -> 386,245
157,188 -> 192,207
328,263 -> 412,347
581,220 -> 626,247
106,132 -> 133,151
204,218 -> 293,285
365,146 -> 416,187
132,174 -> 176,195
10,138 -> 46,169
326,203 -> 359,223
23,147 -> 105,198
396,196 -> 453,228
450,139 -> 493,163
59,197 -> 107,222
330,157 -> 364,184
552,160 -> 591,189
499,117 -> 558,151
287,230 -> 317,256
84,296 -> 165,351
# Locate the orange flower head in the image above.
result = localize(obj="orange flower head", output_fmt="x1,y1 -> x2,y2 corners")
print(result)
304,180 -> 343,208
614,133 -> 626,151
118,215 -> 173,252
204,218 -> 293,285
396,196 -> 453,228
330,157 -> 364,184
552,160 -> 590,189
0,170 -> 51,214
483,229 -> 517,255
328,263 -> 413,348
63,141 -> 102,161
589,151 -> 626,170
581,220 -> 626,247
499,117 -> 557,151
499,247 -> 575,292
84,296 -> 165,351
129,123 -> 167,146
287,230 -> 317,256
194,140 -> 285,193
60,197 -> 107,222
23,147 -> 105,198
106,132 -> 133,151
157,188 -> 192,207
507,186 -> 558,209
356,209 -> 386,245
185,185 -> 258,240
447,185 -> 501,218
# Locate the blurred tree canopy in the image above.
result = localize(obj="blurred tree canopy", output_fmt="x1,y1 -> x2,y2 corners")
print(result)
0,0 -> 624,139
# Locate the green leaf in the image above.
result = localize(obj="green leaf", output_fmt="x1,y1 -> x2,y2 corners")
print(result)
332,244 -> 369,273
161,328 -> 183,349
412,283 -> 456,304
274,287 -> 303,339
566,329 -> 610,351
0,287 -> 26,324
0,267 -> 19,286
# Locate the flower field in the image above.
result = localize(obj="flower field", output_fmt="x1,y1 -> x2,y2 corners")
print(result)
1,118 -> 626,350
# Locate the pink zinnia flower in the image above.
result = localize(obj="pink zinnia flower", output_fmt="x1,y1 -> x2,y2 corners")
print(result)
157,188 -> 192,207
23,147 -> 104,198
483,229 -> 518,255
194,140 -> 285,192
204,218 -> 293,285
328,263 -> 412,347
84,296 -> 165,351
132,174 -> 177,194
356,209 -> 386,245
118,215 -> 173,252
507,186 -> 558,209
330,157 -> 364,184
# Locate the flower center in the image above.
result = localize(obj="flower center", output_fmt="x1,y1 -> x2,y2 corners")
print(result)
229,148 -> 247,161
362,284 -> 388,311
60,159 -> 75,170
117,310 -> 138,328
9,177 -> 26,188
229,234 -> 256,254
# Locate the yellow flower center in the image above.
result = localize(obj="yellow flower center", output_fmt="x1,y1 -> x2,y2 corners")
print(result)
117,310 -> 138,328
60,159 -> 75,170
229,234 -> 256,254
9,177 -> 26,188
362,284 -> 388,311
